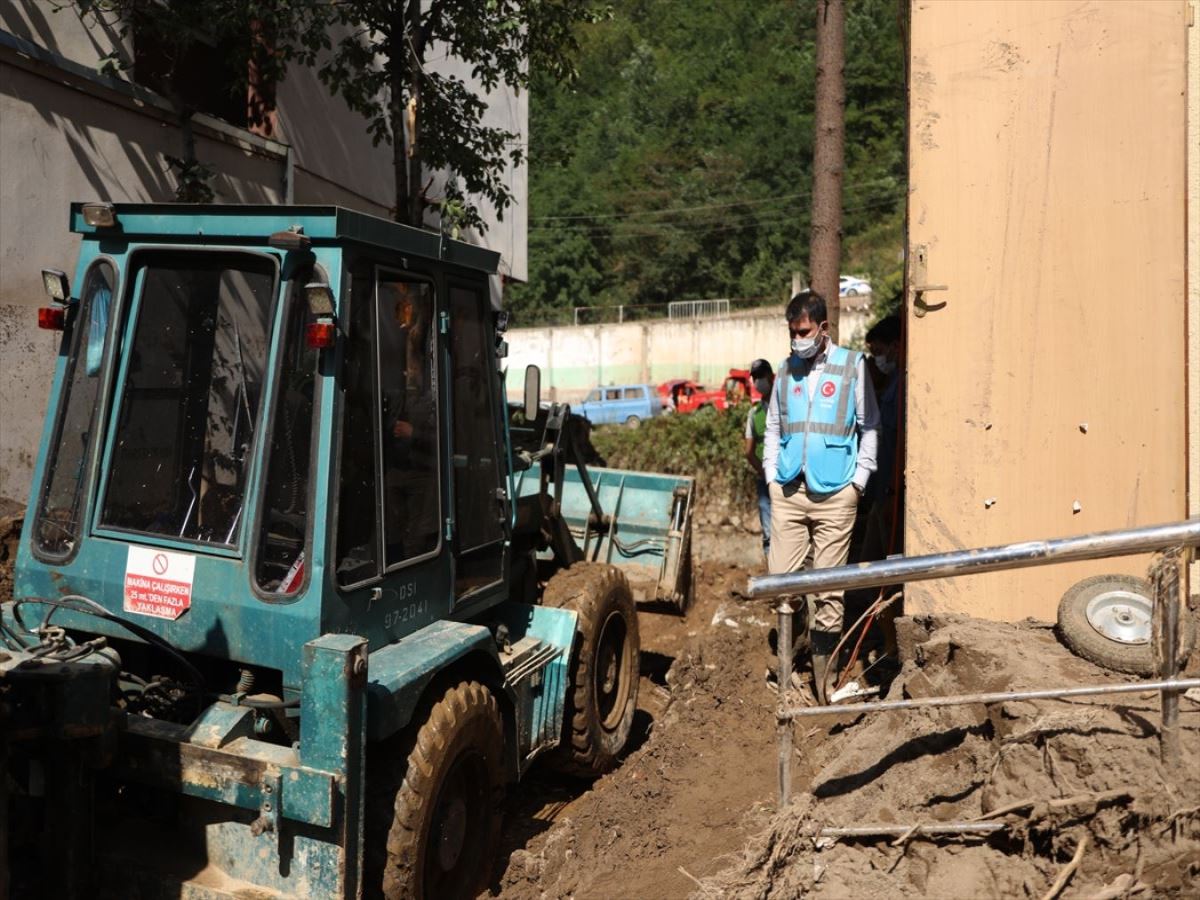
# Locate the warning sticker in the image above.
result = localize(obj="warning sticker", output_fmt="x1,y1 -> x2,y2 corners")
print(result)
124,546 -> 195,620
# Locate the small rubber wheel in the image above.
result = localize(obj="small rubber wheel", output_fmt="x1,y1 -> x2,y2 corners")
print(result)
624,415 -> 641,428
366,681 -> 504,900
542,562 -> 641,776
1057,574 -> 1195,676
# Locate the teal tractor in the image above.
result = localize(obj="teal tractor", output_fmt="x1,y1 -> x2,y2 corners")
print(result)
0,203 -> 693,899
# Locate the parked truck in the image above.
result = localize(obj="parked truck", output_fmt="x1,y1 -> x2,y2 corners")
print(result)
658,369 -> 763,415
0,203 -> 694,898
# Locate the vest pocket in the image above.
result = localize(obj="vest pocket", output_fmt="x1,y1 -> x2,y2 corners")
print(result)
809,435 -> 854,491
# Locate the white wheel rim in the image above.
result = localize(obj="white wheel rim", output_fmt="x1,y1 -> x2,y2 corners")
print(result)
1084,589 -> 1152,645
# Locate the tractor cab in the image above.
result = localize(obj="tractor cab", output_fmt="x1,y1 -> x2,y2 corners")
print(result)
16,203 -> 513,690
3,202 -> 693,898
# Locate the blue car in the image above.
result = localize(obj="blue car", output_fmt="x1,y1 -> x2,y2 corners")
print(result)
577,384 -> 661,427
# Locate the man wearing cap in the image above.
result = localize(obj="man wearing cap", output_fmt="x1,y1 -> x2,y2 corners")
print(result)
744,359 -> 776,559
763,290 -> 879,704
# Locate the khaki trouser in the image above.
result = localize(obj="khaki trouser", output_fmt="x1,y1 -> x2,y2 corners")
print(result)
767,479 -> 859,632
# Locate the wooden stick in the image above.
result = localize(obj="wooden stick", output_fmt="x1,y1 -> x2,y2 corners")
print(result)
889,823 -> 921,848
677,866 -> 706,891
973,789 -> 1129,822
1041,835 -> 1089,900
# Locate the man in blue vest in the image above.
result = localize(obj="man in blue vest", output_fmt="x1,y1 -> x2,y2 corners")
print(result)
763,290 -> 879,704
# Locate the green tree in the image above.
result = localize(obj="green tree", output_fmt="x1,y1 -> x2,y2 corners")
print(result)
300,0 -> 606,229
62,0 -> 605,230
508,0 -> 905,324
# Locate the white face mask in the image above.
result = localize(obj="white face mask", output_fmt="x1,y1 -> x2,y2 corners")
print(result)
875,355 -> 896,375
791,335 -> 820,359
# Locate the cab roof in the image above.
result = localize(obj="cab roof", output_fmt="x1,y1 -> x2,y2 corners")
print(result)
69,202 -> 500,275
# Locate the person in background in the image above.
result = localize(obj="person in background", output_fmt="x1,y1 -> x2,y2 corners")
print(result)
743,359 -> 776,559
862,314 -> 903,561
763,290 -> 879,704
860,314 -> 904,656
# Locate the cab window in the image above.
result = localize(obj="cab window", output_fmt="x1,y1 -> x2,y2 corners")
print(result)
335,270 -> 380,586
379,276 -> 439,567
34,260 -> 115,557
254,270 -> 321,593
99,253 -> 275,546
585,390 -> 600,403
335,268 -> 440,587
448,284 -> 505,596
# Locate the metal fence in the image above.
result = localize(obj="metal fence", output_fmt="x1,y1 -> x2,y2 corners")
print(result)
564,298 -> 760,327
667,298 -> 731,320
744,518 -> 1200,807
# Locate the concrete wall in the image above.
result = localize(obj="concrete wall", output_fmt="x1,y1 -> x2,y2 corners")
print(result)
504,304 -> 872,402
0,35 -> 289,501
0,1 -> 528,501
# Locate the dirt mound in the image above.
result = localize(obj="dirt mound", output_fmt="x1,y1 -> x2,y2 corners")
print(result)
702,615 -> 1200,899
0,502 -> 23,604
497,559 -> 781,899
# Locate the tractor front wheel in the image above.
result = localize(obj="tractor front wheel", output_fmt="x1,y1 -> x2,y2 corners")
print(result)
367,681 -> 504,900
542,563 -> 640,777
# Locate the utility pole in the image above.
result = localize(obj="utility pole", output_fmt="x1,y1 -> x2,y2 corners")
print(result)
810,0 -> 845,340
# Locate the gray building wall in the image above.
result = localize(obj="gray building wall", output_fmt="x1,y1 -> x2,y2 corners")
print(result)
0,1 -> 527,500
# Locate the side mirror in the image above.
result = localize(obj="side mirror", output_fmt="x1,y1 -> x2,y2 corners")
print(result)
523,365 -> 541,421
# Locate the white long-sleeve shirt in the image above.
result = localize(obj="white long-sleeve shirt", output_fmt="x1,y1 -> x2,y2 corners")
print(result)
762,343 -> 879,492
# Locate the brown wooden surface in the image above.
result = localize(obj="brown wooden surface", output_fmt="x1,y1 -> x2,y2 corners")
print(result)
904,0 -> 1189,621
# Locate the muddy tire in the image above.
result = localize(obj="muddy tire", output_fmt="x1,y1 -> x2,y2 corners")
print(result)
624,415 -> 641,429
366,681 -> 504,900
1057,574 -> 1195,676
542,563 -> 640,777
674,524 -> 694,615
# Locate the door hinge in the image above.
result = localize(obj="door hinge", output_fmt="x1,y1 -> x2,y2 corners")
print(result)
439,310 -> 450,334
444,517 -> 454,541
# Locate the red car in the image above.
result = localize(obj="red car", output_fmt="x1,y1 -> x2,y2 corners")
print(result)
658,370 -> 764,414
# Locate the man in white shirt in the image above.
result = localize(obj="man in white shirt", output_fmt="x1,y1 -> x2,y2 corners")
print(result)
763,290 -> 879,703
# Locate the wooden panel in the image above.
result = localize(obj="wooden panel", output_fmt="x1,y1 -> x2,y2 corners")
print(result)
904,0 -> 1188,621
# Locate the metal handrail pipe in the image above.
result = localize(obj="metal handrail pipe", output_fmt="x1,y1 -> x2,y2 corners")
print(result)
748,518 -> 1200,600
783,677 -> 1200,720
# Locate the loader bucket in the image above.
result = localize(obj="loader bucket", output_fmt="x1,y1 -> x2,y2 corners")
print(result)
515,464 -> 695,612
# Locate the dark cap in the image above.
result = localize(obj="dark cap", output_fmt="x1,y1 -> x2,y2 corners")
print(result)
749,358 -> 773,378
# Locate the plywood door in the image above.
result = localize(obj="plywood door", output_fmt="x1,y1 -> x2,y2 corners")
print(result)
905,0 -> 1188,621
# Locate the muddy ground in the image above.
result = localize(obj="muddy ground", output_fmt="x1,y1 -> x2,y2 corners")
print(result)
493,543 -> 1200,900
495,549 -> 780,900
4,509 -> 1197,899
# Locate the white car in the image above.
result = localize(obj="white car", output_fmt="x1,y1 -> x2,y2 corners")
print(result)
839,275 -> 871,297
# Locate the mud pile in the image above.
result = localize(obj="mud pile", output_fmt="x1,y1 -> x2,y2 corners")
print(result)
497,561 -> 781,899
703,615 -> 1200,899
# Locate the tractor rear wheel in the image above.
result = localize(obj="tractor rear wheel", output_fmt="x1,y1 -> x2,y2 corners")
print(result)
367,681 -> 504,900
542,563 -> 640,777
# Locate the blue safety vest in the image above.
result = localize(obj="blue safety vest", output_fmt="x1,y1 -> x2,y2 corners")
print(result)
774,345 -> 861,494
